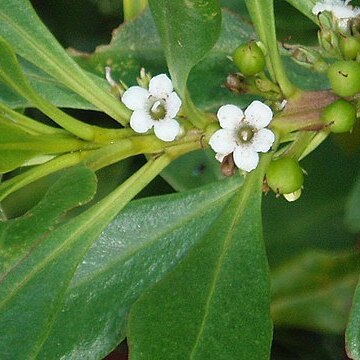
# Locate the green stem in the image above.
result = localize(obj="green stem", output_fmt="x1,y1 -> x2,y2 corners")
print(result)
0,103 -> 65,136
0,136 -> 99,153
0,130 -> 203,201
85,131 -> 202,171
0,152 -> 89,201
124,0 -> 148,20
244,0 -> 297,98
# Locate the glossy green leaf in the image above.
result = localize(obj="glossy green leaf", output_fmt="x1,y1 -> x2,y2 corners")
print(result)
0,59 -> 100,110
0,156 -> 171,359
161,149 -> 224,191
345,173 -> 360,233
37,176 -> 244,359
128,162 -> 273,359
284,0 -> 317,23
346,277 -> 360,360
75,9 -> 255,112
272,251 -> 360,333
148,0 -> 221,97
0,167 -> 97,359
0,0 -> 129,123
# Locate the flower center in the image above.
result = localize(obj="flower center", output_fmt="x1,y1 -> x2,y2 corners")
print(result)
237,125 -> 255,143
150,100 -> 166,120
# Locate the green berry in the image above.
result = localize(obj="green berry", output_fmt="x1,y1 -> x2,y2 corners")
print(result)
233,42 -> 266,76
339,36 -> 360,60
321,99 -> 357,133
266,158 -> 304,195
327,60 -> 360,97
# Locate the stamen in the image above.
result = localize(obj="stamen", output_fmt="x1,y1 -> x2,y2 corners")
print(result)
150,100 -> 166,120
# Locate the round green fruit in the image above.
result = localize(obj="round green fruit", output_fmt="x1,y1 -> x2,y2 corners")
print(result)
321,99 -> 357,133
233,42 -> 266,76
339,36 -> 360,60
327,60 -> 360,97
266,158 -> 304,195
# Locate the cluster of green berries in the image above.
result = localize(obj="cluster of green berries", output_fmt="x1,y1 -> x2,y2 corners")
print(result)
324,60 -> 359,133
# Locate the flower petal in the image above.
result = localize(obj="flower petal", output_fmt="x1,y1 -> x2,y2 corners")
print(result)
153,118 -> 180,142
217,104 -> 244,130
333,5 -> 356,18
149,74 -> 173,98
233,147 -> 259,172
166,92 -> 182,118
209,129 -> 237,154
244,100 -> 273,128
122,86 -> 149,111
130,110 -> 154,133
252,128 -> 275,153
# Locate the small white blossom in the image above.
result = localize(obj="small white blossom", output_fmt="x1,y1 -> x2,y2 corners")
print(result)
312,0 -> 360,28
122,74 -> 182,142
209,101 -> 275,173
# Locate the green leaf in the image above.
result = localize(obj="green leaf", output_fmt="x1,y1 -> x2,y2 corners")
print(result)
346,277 -> 360,360
284,0 -> 317,24
0,167 -> 97,272
0,156 -> 171,358
345,173 -> 360,233
128,163 -> 273,359
0,59 -> 101,110
271,251 -> 360,333
148,0 -> 221,97
0,0 -> 129,123
161,149 -> 224,191
37,176 -> 244,359
74,9 -> 255,112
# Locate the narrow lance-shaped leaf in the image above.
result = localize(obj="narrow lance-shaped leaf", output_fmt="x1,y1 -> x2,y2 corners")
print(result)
128,158 -> 273,359
38,176 -> 244,359
148,0 -> 221,97
0,0 -> 130,123
0,155 -> 172,359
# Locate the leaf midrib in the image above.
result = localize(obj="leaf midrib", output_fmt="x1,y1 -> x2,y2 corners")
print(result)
190,182 -> 255,357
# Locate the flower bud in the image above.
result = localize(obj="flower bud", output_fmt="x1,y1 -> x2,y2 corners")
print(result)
327,60 -> 360,97
321,98 -> 357,133
266,157 -> 304,195
232,41 -> 266,76
339,36 -> 360,60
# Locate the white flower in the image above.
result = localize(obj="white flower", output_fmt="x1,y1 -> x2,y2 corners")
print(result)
312,0 -> 360,21
122,74 -> 182,142
209,101 -> 275,173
